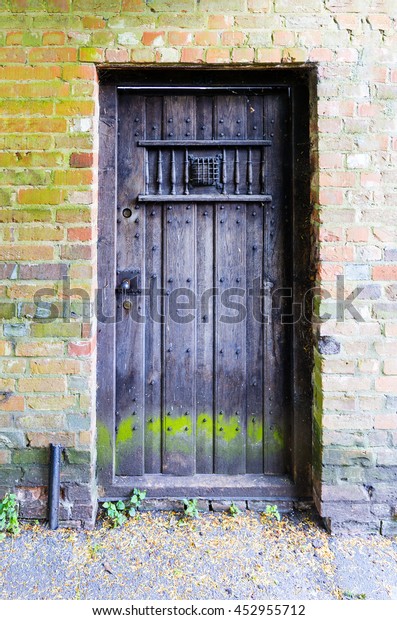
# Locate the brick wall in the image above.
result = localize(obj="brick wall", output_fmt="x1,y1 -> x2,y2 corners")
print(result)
0,0 -> 396,532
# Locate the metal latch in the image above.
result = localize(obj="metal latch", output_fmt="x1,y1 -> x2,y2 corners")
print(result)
116,270 -> 141,296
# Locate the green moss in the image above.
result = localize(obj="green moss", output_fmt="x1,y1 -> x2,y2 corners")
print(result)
248,418 -> 263,444
272,427 -> 284,449
116,417 -> 134,445
97,422 -> 112,469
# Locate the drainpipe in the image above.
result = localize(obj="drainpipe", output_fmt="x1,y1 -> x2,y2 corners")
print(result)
48,443 -> 62,530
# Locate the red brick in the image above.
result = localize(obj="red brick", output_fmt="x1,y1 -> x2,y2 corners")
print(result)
68,339 -> 96,357
82,16 -> 106,29
320,246 -> 354,262
195,31 -> 219,46
42,31 -> 66,45
0,245 -> 54,261
361,172 -> 382,188
206,48 -> 231,64
222,31 -> 245,46
0,395 -> 24,412
346,227 -> 369,242
373,266 -> 397,281
141,31 -> 165,46
309,48 -> 334,62
67,227 -> 92,242
181,48 -> 205,63
0,48 -> 26,62
18,188 -> 63,205
55,100 -> 95,116
105,48 -> 129,63
256,49 -> 283,63
70,152 -> 94,168
320,171 -> 356,188
375,376 -> 397,394
28,47 -> 77,63
272,31 -> 295,46
16,342 -> 64,357
168,31 -> 193,46
18,377 -> 66,393
358,103 -> 382,117
54,169 -> 93,185
232,48 -> 255,63
208,15 -> 234,29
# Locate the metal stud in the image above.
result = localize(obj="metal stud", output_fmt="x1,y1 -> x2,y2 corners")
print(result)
132,426 -> 137,431
149,379 -> 154,385
237,119 -> 241,124
150,210 -> 155,216
219,411 -> 223,415
168,132 -> 173,137
167,411 -> 171,416
135,233 -> 140,238
235,427 -> 239,432
252,418 -> 255,424
219,427 -> 224,431
152,245 -> 157,251
220,277 -> 224,282
237,132 -> 241,137
167,347 -> 172,352
132,397 -> 136,402
236,219 -> 240,224
168,277 -> 173,282
201,125 -> 205,130
186,277 -> 191,283
184,427 -> 189,431
219,349 -> 223,354
203,211 -> 208,216
167,427 -> 172,432
186,219 -> 190,224
185,411 -> 189,416
151,273 -> 157,279
219,119 -> 224,123
236,205 -> 241,210
220,133 -> 224,137
202,315 -> 208,322
220,205 -> 225,210
185,132 -> 190,137
202,418 -> 206,423
220,219 -> 224,223
236,277 -> 240,283
253,244 -> 258,251
167,218 -> 172,223
148,418 -> 153,423
252,211 -> 257,216
186,118 -> 191,123
168,118 -> 173,123
134,131 -> 139,136
186,348 -> 190,353
152,125 -> 157,130
253,125 -> 257,130
167,205 -> 173,210
134,118 -> 139,123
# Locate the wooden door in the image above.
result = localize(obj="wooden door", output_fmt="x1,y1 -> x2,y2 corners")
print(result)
113,87 -> 292,483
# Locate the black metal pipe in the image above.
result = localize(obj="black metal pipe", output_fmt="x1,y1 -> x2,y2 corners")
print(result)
48,443 -> 62,530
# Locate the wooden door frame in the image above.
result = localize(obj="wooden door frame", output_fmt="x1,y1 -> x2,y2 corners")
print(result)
97,67 -> 314,502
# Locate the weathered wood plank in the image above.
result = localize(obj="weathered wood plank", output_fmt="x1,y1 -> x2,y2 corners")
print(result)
115,93 -> 145,476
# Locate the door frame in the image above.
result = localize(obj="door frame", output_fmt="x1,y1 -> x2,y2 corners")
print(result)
96,67 -> 314,502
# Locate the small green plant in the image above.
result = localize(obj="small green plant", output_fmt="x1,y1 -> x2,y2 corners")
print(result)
264,504 -> 281,522
342,590 -> 366,600
127,488 -> 147,517
103,488 -> 146,527
182,498 -> 199,519
229,502 -> 242,517
102,500 -> 128,528
0,493 -> 20,541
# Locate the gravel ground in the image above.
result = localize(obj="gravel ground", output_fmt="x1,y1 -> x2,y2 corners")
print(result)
1,510 -> 397,600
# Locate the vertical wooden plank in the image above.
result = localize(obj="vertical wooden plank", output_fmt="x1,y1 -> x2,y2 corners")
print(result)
144,201 -> 163,473
213,95 -> 248,474
162,95 -> 196,475
145,96 -> 163,194
214,201 -> 247,474
195,203 -> 215,473
97,83 -> 117,488
245,202 -> 265,473
115,93 -> 146,476
263,91 -> 290,474
245,94 -> 266,473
